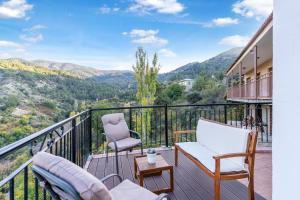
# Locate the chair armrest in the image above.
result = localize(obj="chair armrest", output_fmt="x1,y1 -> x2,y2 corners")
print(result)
100,173 -> 123,183
155,193 -> 170,200
129,130 -> 141,139
213,153 -> 249,160
174,130 -> 196,143
32,165 -> 81,200
102,133 -> 118,151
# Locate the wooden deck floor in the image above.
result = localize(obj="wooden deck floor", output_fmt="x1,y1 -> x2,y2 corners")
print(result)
87,150 -> 266,200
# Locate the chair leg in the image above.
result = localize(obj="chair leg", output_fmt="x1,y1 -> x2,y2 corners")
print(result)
175,146 -> 178,166
126,150 -> 129,158
214,178 -> 221,200
115,151 -> 119,175
248,175 -> 255,200
140,143 -> 143,155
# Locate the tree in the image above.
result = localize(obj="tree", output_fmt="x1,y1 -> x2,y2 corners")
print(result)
133,47 -> 160,106
187,91 -> 202,104
132,48 -> 160,141
165,83 -> 184,102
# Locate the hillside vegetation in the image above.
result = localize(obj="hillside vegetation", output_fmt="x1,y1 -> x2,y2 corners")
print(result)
0,60 -> 134,147
159,47 -> 242,81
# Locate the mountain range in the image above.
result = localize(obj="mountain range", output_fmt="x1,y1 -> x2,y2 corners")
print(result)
4,47 -> 241,86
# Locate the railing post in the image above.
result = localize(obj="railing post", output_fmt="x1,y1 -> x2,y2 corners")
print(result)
72,118 -> 77,164
224,105 -> 228,125
164,104 -> 169,147
88,110 -> 92,154
129,107 -> 132,130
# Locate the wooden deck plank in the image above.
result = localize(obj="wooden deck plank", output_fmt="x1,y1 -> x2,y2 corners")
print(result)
87,150 -> 267,200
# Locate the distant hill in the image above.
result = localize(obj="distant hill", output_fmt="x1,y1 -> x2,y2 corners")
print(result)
6,58 -> 133,79
159,47 -> 242,81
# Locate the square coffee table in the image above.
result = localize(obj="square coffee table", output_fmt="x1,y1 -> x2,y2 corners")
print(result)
134,154 -> 174,194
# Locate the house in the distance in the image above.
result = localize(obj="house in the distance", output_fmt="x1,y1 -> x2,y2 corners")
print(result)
179,78 -> 193,91
225,13 -> 273,142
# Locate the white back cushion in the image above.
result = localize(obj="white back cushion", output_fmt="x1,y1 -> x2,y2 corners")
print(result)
196,119 -> 250,164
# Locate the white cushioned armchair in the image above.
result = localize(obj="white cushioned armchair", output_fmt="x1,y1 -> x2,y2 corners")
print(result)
101,113 -> 143,174
32,152 -> 169,200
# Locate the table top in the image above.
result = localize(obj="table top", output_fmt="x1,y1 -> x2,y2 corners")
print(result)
135,155 -> 172,172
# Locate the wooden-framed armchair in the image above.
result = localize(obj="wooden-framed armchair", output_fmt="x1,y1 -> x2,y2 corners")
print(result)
101,113 -> 143,174
174,119 -> 258,200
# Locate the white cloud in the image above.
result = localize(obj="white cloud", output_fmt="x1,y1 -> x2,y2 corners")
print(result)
158,48 -> 176,57
99,5 -> 120,14
25,24 -> 46,31
129,0 -> 184,14
0,40 -> 22,48
0,40 -> 25,52
20,33 -> 43,43
0,0 -> 33,19
219,35 -> 250,47
212,17 -> 239,26
124,29 -> 168,47
128,29 -> 159,38
232,0 -> 273,19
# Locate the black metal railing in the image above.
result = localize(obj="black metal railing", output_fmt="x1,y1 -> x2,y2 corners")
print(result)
90,103 -> 272,154
0,103 -> 272,199
0,110 -> 91,200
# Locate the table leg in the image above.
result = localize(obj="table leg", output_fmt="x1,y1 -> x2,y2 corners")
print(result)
170,167 -> 174,192
134,159 -> 137,179
139,174 -> 144,187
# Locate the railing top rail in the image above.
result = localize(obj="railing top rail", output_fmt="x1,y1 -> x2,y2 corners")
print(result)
0,110 -> 89,159
91,102 -> 272,111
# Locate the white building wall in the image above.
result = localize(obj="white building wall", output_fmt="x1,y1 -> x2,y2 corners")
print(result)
273,1 -> 300,199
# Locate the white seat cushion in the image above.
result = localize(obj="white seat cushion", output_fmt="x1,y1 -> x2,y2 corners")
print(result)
177,142 -> 246,173
108,137 -> 141,151
196,119 -> 250,167
110,179 -> 157,200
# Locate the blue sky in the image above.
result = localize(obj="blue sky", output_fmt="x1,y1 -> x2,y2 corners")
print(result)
0,0 -> 273,72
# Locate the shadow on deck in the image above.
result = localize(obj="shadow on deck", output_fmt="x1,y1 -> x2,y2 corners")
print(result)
87,150 -> 268,200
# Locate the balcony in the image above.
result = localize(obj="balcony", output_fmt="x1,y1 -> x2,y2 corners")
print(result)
227,73 -> 272,102
0,103 -> 272,200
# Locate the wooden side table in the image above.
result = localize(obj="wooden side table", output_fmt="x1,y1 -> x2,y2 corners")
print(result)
134,154 -> 174,194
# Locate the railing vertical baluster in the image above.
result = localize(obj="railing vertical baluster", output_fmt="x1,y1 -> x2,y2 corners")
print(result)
213,107 -> 216,121
49,133 -> 53,154
43,188 -> 46,200
230,108 -> 233,125
235,108 -> 238,127
96,114 -> 99,152
24,166 -> 28,200
135,112 -> 138,132
9,178 -> 14,200
266,106 -> 269,143
63,135 -> 66,158
60,127 -> 64,156
145,111 -> 148,145
72,118 -> 77,164
35,177 -> 39,200
129,107 -> 132,130
89,110 -> 92,155
224,105 -> 227,125
164,104 -> 169,147
55,139 -> 58,155
159,110 -> 162,146
170,110 -> 173,144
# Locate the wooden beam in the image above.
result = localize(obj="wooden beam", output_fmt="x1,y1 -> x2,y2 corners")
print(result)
253,46 -> 257,99
239,62 -> 242,98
